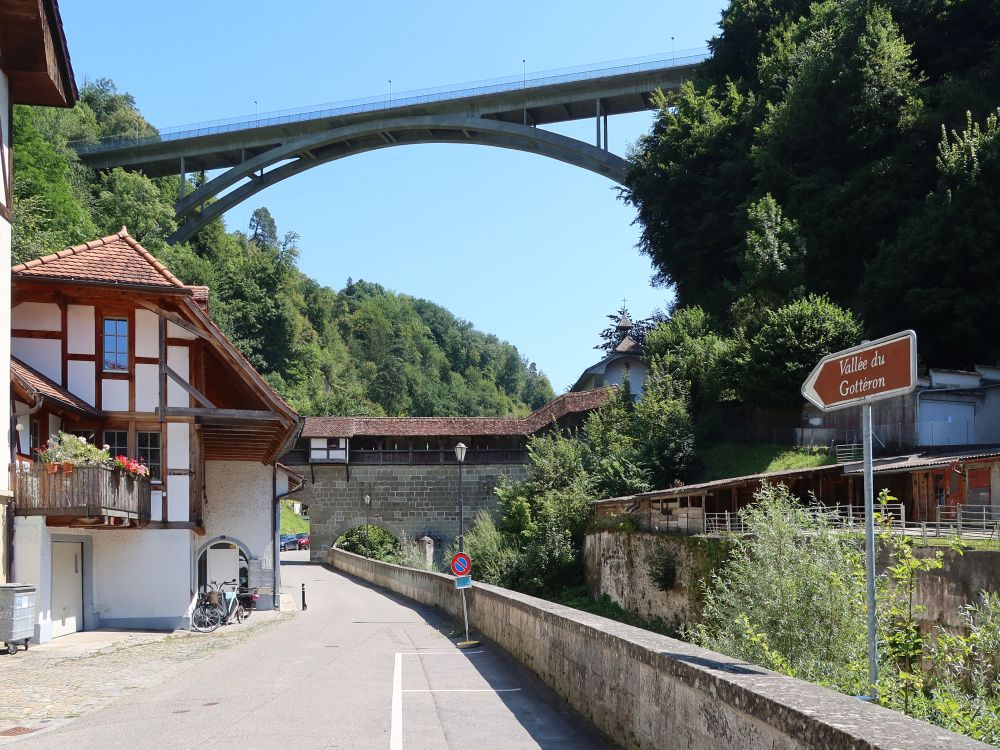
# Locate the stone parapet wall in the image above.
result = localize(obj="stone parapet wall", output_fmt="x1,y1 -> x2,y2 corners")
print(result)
328,546 -> 988,750
287,462 -> 527,560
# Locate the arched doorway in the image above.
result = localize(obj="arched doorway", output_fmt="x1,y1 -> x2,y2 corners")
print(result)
195,537 -> 253,591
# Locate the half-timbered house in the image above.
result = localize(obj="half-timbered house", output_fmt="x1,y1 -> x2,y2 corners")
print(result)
8,228 -> 299,641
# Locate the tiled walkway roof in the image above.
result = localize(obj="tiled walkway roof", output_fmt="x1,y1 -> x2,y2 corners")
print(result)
11,227 -> 186,289
302,388 -> 613,439
10,357 -> 103,417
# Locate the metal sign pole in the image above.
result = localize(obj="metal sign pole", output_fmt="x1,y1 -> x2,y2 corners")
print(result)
863,403 -> 878,695
461,589 -> 470,644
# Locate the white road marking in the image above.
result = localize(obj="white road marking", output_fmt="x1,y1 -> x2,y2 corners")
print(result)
390,649 -> 506,749
403,688 -> 521,693
391,652 -> 402,750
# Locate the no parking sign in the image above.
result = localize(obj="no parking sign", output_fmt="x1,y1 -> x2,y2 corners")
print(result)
450,552 -> 471,577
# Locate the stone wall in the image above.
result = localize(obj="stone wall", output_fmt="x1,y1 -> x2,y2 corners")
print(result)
287,462 -> 527,560
328,547 -> 988,750
585,530 -> 724,631
588,530 -> 1000,634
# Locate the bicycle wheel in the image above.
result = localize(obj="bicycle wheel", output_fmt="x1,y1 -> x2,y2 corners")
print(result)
191,603 -> 222,632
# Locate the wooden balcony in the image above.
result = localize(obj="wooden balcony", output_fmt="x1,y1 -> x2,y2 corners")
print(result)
12,464 -> 151,525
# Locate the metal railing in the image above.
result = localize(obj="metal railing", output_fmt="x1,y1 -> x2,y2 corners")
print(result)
71,48 -> 709,154
907,505 -> 1000,543
11,463 -> 151,521
658,502 -> 999,544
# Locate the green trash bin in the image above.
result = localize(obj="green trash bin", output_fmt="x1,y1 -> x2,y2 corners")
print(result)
0,584 -> 36,654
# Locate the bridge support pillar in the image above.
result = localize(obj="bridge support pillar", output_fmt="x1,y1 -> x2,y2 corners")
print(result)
595,99 -> 601,147
179,156 -> 186,200
603,114 -> 608,151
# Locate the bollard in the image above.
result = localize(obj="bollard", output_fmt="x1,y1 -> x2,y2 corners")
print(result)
301,582 -> 307,611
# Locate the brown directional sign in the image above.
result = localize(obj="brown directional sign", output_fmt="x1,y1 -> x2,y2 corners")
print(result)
801,330 -> 917,412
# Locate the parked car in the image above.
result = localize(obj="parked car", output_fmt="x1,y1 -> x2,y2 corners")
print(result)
295,533 -> 310,550
279,534 -> 298,551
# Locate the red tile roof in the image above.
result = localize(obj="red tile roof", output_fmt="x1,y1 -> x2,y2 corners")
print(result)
301,388 -> 613,439
11,227 -> 187,289
10,357 -> 103,417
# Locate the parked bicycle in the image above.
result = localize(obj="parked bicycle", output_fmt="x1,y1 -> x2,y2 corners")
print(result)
190,579 -> 248,632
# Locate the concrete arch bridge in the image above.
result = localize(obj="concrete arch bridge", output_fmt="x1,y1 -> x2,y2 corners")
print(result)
73,50 -> 706,244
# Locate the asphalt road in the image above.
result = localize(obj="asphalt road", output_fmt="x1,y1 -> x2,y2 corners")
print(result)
10,553 -> 616,749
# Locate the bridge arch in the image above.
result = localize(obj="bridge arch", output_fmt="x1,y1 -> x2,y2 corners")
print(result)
331,517 -> 408,548
169,115 -> 629,244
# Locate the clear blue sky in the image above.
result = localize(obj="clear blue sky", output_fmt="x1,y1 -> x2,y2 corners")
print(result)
60,1 -> 728,394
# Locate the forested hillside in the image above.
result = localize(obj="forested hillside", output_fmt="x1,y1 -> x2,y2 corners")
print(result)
623,0 -> 1000,368
11,80 -> 553,417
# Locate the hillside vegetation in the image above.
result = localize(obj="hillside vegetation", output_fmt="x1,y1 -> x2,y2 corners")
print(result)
623,0 -> 1000,369
11,81 -> 553,417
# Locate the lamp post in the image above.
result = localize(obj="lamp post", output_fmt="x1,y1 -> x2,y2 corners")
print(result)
454,442 -> 467,552
364,494 -> 371,558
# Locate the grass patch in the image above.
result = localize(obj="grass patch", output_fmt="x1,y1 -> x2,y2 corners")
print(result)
280,500 -> 309,535
699,442 -> 834,481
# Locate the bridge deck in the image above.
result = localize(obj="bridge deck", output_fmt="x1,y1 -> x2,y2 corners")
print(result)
75,52 -> 705,176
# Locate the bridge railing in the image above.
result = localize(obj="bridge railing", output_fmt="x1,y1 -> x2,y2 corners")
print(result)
71,48 -> 709,154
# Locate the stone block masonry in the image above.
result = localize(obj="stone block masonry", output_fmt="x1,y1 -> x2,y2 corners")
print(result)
329,547 -> 990,750
285,462 -> 528,559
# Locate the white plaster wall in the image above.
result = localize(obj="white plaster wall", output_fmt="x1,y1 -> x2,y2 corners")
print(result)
12,338 -> 61,384
88,529 -> 191,620
13,517 -> 53,639
47,414 -> 61,439
0,73 -> 9,496
135,363 -> 158,412
101,379 -> 129,412
605,359 -> 649,398
67,360 -> 96,406
11,302 -> 61,331
150,489 -> 163,523
167,423 -> 190,522
135,309 -> 158,358
204,461 -> 273,564
167,321 -> 197,340
66,305 -> 95,354
167,345 -> 189,407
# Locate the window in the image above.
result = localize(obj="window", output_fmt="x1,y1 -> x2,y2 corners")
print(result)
104,430 -> 129,458
137,431 -> 161,481
29,420 -> 40,454
103,317 -> 129,372
309,438 -> 347,462
68,429 -> 96,444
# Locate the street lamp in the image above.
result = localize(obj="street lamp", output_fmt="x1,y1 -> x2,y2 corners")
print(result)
364,494 -> 371,558
454,442 -> 467,552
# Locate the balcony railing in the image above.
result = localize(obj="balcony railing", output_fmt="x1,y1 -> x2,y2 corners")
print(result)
12,464 -> 151,522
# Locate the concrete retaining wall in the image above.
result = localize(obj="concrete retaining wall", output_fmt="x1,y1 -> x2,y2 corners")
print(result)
328,547 -> 988,750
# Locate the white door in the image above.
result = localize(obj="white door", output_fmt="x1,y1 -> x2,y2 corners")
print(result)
206,545 -> 238,589
51,542 -> 83,638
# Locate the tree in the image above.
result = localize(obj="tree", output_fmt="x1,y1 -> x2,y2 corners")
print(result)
634,362 -> 698,488
862,109 -> 1000,367
737,294 -> 860,409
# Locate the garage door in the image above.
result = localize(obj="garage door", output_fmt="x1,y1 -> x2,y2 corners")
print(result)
51,542 -> 83,639
919,401 -> 975,446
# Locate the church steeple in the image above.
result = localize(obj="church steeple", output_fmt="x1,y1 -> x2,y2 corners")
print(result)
615,311 -> 633,333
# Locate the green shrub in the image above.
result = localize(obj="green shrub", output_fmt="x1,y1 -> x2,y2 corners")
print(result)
648,544 -> 678,592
